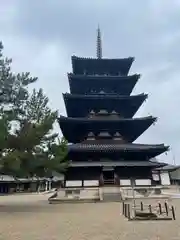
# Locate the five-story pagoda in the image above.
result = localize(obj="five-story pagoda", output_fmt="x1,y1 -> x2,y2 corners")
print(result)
58,28 -> 169,188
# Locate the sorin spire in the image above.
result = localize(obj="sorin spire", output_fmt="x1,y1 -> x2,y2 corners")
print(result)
96,26 -> 102,59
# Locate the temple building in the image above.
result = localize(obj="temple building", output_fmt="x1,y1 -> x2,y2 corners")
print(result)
58,28 -> 169,188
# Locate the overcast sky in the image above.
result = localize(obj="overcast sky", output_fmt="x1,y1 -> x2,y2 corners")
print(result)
1,0 -> 180,164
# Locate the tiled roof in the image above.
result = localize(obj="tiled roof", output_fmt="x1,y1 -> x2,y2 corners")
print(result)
68,143 -> 169,152
71,56 -> 134,61
155,164 -> 180,171
63,92 -> 147,100
69,160 -> 166,168
59,115 -> 156,122
58,115 -> 158,143
71,56 -> 135,75
68,73 -> 140,80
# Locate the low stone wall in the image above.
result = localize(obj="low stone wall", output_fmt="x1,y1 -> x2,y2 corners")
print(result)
120,186 -> 168,200
49,187 -> 100,203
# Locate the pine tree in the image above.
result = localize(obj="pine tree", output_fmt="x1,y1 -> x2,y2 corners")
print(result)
0,42 -> 68,178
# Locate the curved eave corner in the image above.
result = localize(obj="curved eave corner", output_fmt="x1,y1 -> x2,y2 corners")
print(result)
62,93 -> 69,108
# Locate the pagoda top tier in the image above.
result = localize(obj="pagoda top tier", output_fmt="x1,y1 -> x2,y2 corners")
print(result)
71,56 -> 134,76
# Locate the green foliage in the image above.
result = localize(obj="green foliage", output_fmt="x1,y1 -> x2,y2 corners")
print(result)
24,88 -> 54,123
0,117 -> 8,149
0,41 -> 68,178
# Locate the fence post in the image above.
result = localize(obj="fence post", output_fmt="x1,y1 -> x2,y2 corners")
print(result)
149,204 -> 152,213
164,201 -> 168,216
140,201 -> 143,211
171,206 -> 176,220
158,203 -> 162,215
124,204 -> 127,217
122,202 -> 125,215
127,204 -> 131,220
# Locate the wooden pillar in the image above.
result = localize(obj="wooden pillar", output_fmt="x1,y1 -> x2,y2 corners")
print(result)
45,181 -> 48,191
114,173 -> 120,186
99,173 -> 104,186
49,179 -> 52,190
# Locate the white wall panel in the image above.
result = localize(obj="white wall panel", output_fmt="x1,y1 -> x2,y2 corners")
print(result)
120,179 -> 131,186
160,172 -> 170,185
135,179 -> 151,186
84,180 -> 99,186
65,181 -> 82,187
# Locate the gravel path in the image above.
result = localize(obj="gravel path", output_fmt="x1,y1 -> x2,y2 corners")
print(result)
0,194 -> 180,240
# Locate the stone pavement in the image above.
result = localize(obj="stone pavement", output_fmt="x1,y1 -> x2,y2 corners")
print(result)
0,194 -> 180,240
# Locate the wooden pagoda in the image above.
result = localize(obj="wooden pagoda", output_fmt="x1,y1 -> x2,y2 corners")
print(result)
58,28 -> 169,188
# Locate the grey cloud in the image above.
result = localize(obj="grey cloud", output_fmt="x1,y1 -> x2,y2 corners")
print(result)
1,0 -> 180,163
13,1 -> 180,58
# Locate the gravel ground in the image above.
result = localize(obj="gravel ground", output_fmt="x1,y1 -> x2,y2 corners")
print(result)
0,194 -> 180,240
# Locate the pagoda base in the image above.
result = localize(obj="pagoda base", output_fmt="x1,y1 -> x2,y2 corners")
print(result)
63,165 -> 156,188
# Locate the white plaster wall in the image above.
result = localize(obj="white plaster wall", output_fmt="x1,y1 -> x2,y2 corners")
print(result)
160,172 -> 170,185
65,181 -> 82,187
120,179 -> 131,186
135,179 -> 151,186
83,180 -> 99,187
152,173 -> 160,181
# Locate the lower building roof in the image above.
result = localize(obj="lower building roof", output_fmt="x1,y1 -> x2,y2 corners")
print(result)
155,164 -> 180,172
68,142 -> 169,161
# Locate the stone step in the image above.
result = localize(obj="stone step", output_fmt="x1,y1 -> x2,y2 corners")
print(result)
49,198 -> 100,204
102,187 -> 120,193
48,188 -> 101,203
102,192 -> 122,202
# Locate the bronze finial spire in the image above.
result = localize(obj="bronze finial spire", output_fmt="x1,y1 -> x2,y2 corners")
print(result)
96,26 -> 102,59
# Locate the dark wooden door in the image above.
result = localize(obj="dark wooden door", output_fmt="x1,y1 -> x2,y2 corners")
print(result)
103,170 -> 114,180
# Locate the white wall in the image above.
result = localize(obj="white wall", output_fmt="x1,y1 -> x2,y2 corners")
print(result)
160,172 -> 170,185
83,180 -> 99,187
120,179 -> 131,186
65,181 -> 82,187
152,173 -> 160,181
135,179 -> 151,186
65,180 -> 99,187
